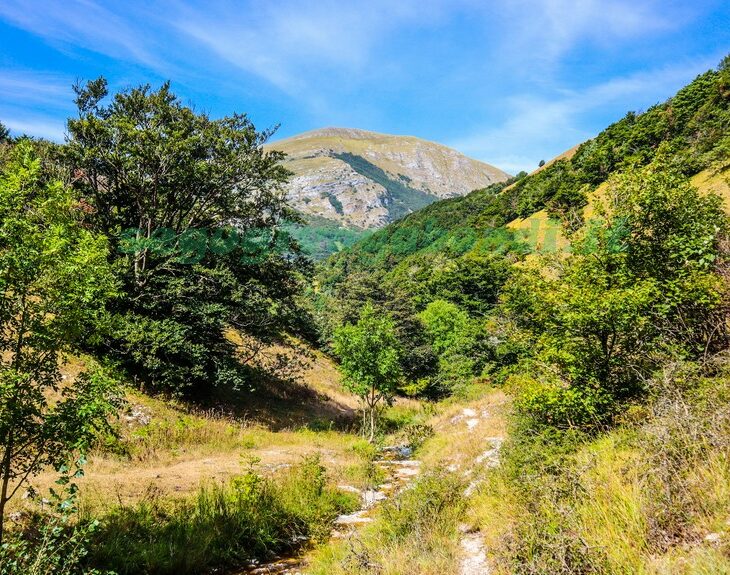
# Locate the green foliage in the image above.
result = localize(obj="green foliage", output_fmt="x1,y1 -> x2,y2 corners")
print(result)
88,456 -> 356,575
0,123 -> 8,144
65,78 -> 309,396
315,55 -> 730,410
332,304 -> 403,440
505,61 -> 730,225
418,300 -> 472,356
503,160 -> 728,427
417,299 -> 493,395
511,375 -> 613,430
321,180 -> 515,279
492,360 -> 730,574
0,141 -> 122,543
284,216 -> 371,260
0,466 -> 111,575
418,253 -> 513,315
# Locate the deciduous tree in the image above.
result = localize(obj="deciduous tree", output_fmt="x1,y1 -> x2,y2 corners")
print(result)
65,78 -> 308,395
0,142 -> 121,543
333,304 -> 402,441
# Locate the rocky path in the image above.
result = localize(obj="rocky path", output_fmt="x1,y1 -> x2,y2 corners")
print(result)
442,404 -> 506,575
240,393 -> 508,575
459,526 -> 490,575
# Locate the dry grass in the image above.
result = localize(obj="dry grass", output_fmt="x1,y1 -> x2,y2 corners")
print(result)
505,166 -> 730,260
7,341 -> 374,519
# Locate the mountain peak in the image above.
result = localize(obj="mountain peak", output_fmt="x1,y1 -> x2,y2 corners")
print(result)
268,127 -> 509,230
287,127 -> 389,141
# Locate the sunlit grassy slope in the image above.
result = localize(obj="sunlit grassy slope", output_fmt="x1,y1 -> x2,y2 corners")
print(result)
506,165 -> 730,254
9,341 -> 369,516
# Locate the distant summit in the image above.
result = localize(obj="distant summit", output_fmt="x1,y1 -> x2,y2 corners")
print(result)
267,127 -> 509,229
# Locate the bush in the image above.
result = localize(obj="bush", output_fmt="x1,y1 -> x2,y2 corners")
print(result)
486,358 -> 730,574
0,516 -> 108,575
378,469 -> 464,543
308,469 -> 466,574
512,375 -> 614,429
0,473 -> 111,575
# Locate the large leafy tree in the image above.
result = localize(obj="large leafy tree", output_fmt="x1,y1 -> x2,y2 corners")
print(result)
65,79 -> 308,395
504,158 -> 728,426
333,303 -> 403,441
0,142 -> 120,543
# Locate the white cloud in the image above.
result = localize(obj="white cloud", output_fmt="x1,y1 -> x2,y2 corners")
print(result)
0,0 -> 720,167
3,117 -> 66,141
450,57 -> 717,173
488,0 -> 683,70
172,0 -> 451,95
0,70 -> 73,105
0,1 -> 165,70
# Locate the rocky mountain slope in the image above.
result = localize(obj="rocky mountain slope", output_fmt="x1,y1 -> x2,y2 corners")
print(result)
267,127 -> 510,229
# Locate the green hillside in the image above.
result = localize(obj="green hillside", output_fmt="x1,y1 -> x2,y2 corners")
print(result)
304,58 -> 730,573
322,62 -> 730,287
313,57 -> 730,399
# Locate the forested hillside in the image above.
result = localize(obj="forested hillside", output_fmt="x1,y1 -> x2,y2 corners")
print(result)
317,60 -> 730,367
324,59 -> 730,284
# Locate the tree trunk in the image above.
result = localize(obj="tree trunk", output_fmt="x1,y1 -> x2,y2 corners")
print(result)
0,433 -> 14,547
370,405 -> 375,443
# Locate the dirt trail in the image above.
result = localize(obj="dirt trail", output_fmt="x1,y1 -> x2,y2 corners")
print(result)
459,526 -> 490,575
424,394 -> 507,575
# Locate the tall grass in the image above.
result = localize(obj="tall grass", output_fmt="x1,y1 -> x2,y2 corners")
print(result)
472,359 -> 730,574
308,468 -> 465,575
86,455 -> 358,575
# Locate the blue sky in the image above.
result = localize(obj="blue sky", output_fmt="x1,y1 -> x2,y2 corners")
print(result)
0,1 -> 728,173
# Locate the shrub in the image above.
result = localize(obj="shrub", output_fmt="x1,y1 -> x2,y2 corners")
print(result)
512,375 -> 614,430
0,471 -> 111,575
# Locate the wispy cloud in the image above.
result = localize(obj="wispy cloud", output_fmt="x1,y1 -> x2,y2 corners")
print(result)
487,0 -> 683,72
0,1 -> 165,70
3,117 -> 66,141
0,70 -> 74,140
0,70 -> 73,105
451,57 -> 718,173
0,0 -> 724,169
172,0 -> 454,96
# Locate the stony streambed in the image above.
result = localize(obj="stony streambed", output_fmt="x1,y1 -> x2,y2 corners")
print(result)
237,446 -> 421,575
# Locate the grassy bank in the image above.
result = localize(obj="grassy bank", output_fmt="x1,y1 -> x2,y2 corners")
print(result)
306,389 -> 508,575
470,360 -> 730,574
86,456 -> 358,575
0,347 -> 383,574
303,366 -> 730,575
308,468 -> 466,575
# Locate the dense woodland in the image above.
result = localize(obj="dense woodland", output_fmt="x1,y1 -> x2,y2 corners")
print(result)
0,56 -> 728,574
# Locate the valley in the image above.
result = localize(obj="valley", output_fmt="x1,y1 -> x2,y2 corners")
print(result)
0,24 -> 728,575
